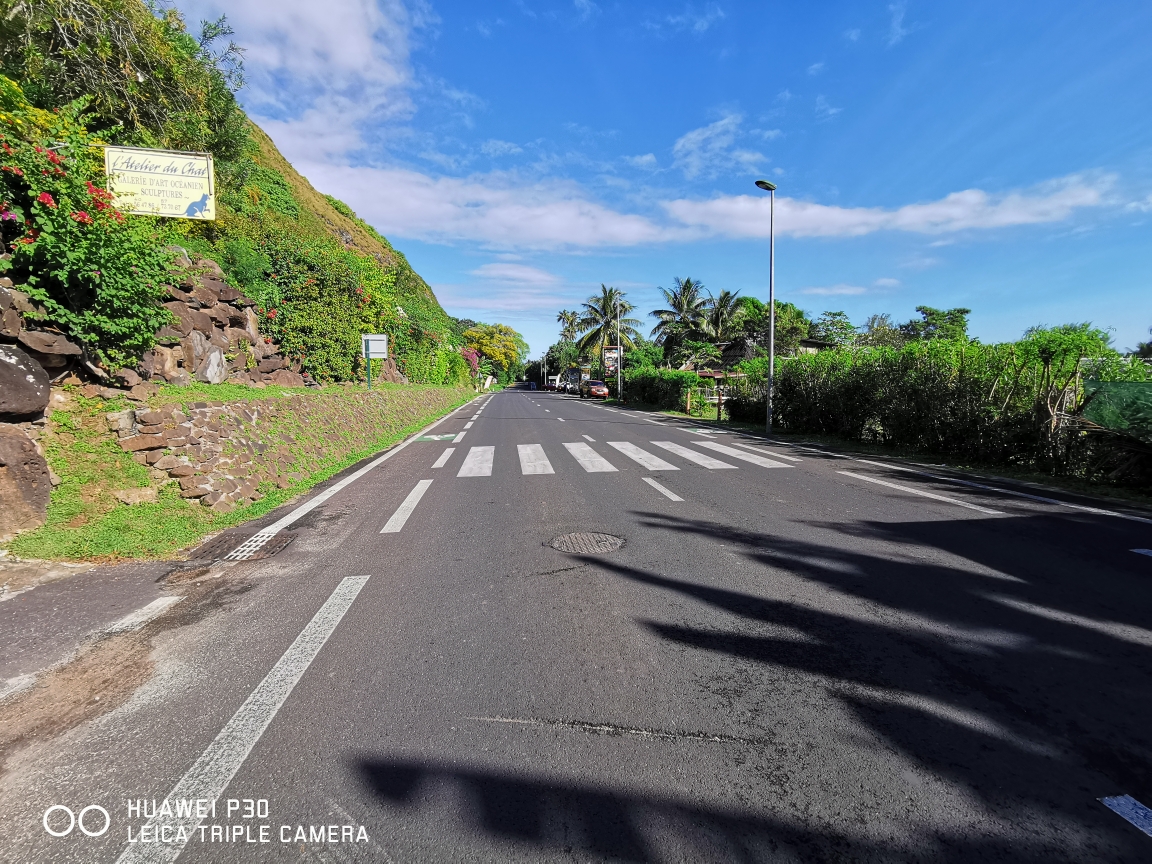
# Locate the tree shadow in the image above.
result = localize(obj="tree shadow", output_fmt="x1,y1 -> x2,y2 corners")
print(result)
354,757 -> 1076,862
572,510 -> 1152,858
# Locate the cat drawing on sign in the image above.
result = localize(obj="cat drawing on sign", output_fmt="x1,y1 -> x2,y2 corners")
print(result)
184,194 -> 210,217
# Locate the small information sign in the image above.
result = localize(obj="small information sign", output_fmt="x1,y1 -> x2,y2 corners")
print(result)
362,334 -> 389,388
104,146 -> 215,220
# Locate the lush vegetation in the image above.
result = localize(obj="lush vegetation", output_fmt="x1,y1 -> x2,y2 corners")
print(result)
539,277 -> 1151,487
0,0 -> 523,386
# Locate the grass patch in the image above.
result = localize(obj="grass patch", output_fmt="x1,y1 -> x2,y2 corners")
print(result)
6,385 -> 475,562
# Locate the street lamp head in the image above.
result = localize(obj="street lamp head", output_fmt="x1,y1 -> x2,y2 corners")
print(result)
755,179 -> 777,192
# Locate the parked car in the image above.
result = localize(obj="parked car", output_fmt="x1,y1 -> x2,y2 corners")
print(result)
542,382 -> 557,391
580,380 -> 609,399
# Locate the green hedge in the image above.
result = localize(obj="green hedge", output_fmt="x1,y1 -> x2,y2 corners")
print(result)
625,368 -> 701,409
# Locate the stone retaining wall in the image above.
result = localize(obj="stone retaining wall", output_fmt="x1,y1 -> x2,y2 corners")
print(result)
111,387 -> 469,512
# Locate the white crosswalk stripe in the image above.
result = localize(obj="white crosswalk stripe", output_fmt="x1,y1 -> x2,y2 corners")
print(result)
458,446 -> 494,477
518,444 -> 554,474
693,440 -> 791,468
563,442 -> 618,472
608,441 -> 678,470
650,441 -> 736,469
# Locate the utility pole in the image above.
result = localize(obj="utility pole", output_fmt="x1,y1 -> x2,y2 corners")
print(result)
543,354 -> 547,388
755,180 -> 777,432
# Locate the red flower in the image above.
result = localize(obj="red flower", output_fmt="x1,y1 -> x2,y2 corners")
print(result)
71,211 -> 93,225
37,192 -> 56,208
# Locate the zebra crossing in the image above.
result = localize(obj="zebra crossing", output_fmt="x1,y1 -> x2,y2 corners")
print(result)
437,439 -> 794,477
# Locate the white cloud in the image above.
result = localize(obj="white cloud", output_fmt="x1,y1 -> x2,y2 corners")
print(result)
574,0 -> 599,21
471,263 -> 559,284
873,277 -> 901,287
1126,193 -> 1152,212
754,129 -> 783,141
801,284 -> 867,295
297,162 -> 674,249
815,95 -> 842,120
649,3 -> 726,34
887,2 -> 914,46
844,28 -> 861,41
807,62 -> 825,75
662,173 -> 1113,239
672,114 -> 766,180
481,139 -> 524,157
625,153 -> 659,169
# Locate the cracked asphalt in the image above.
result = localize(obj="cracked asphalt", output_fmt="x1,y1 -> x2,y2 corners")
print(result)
1,386 -> 1151,862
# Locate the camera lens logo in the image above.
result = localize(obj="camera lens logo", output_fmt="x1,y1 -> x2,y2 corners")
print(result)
43,805 -> 110,838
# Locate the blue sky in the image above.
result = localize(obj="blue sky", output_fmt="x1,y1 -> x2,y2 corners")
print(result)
179,0 -> 1152,354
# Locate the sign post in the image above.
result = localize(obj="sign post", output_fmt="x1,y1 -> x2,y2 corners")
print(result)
361,334 -> 389,388
104,146 -> 216,220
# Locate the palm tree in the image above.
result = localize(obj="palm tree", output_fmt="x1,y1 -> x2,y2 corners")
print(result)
649,277 -> 708,357
556,309 -> 580,342
699,289 -> 745,351
576,285 -> 641,379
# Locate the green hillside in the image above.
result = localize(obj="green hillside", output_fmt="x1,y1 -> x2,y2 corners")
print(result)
0,0 -> 469,386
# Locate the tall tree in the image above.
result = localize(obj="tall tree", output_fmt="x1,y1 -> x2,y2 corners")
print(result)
649,277 -> 708,358
810,311 -> 857,346
899,306 -> 972,341
576,285 -> 641,378
856,313 -> 906,348
699,289 -> 745,352
738,297 -> 812,355
556,309 -> 580,342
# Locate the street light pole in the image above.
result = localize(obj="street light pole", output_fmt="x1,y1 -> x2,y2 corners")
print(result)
755,180 -> 777,433
616,299 -> 623,402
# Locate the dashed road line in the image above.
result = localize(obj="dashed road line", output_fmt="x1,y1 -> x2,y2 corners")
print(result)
115,576 -> 370,864
380,480 -> 433,533
1100,794 -> 1152,837
432,448 -> 455,468
452,430 -> 467,443
1134,549 -> 1152,558
582,434 -> 595,442
642,477 -> 684,501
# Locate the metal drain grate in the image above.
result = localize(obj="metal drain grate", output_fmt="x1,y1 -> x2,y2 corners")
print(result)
549,533 -> 625,554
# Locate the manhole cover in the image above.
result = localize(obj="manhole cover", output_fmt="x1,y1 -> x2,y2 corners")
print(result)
187,531 -> 295,562
549,533 -> 625,554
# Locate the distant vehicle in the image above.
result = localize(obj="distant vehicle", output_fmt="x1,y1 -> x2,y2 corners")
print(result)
542,382 -> 558,391
528,381 -> 537,390
580,380 -> 609,399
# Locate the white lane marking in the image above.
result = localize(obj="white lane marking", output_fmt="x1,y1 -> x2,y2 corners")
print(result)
582,434 -> 595,441
608,441 -> 679,471
730,441 -> 802,462
380,480 -> 433,533
650,441 -> 736,469
1132,549 -> 1152,557
104,596 -> 182,634
452,430 -> 467,443
643,477 -> 683,501
563,442 -> 618,472
470,414 -> 479,419
642,417 -> 663,424
834,456 -> 1152,526
984,594 -> 1152,648
1100,795 -> 1152,837
544,409 -> 551,412
432,448 -> 455,468
557,418 -> 565,422
240,398 -> 476,542
115,576 -> 369,864
458,446 -> 495,477
838,471 -> 1002,515
464,421 -> 474,429
518,444 -> 555,475
695,440 -> 791,468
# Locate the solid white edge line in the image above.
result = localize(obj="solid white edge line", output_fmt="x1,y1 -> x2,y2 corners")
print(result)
380,480 -> 433,533
852,458 -> 1152,525
643,477 -> 684,501
253,397 -> 477,537
432,448 -> 455,468
115,576 -> 370,864
838,470 -> 1003,515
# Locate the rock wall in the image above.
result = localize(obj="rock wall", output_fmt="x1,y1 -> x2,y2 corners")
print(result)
108,387 -> 468,512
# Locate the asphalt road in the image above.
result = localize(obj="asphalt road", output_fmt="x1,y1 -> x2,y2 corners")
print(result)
2,385 -> 1152,862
